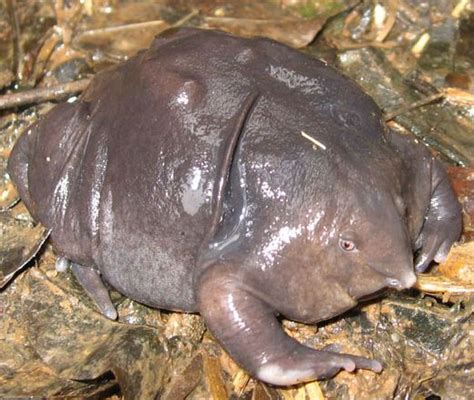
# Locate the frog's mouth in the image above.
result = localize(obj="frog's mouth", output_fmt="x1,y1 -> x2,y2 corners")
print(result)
356,274 -> 417,303
365,263 -> 417,291
357,288 -> 388,303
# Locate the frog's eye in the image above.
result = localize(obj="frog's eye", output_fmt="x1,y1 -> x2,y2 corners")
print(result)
339,238 -> 356,252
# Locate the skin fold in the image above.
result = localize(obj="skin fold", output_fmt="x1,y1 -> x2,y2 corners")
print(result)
7,28 -> 462,386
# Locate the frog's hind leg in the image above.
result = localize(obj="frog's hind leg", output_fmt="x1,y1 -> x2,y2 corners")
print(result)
71,263 -> 118,320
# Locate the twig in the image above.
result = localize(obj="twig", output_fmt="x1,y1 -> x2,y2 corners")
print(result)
172,9 -> 200,28
79,20 -> 168,37
384,92 -> 445,121
301,131 -> 327,150
6,0 -> 23,81
416,273 -> 474,294
0,78 -> 91,110
332,39 -> 398,50
444,87 -> 474,106
78,9 -> 199,37
29,27 -> 61,87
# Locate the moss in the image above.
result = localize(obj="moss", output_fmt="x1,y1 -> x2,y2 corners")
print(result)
292,1 -> 344,19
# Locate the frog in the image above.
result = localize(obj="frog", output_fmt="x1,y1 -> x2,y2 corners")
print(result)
7,28 -> 462,385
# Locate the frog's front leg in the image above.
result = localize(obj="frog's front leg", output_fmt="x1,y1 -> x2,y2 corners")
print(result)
197,264 -> 382,386
415,159 -> 462,272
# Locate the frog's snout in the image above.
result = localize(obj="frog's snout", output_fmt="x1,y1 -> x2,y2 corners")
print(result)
385,270 -> 417,290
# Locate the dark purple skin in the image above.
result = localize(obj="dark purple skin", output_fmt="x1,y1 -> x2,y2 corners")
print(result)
8,28 -> 461,385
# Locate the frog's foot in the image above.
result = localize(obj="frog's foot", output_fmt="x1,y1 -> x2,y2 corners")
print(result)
415,159 -> 462,272
55,256 -> 71,272
71,263 -> 117,320
257,351 -> 382,386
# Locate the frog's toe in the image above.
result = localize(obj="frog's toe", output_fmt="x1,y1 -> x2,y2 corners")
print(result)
322,351 -> 382,376
321,343 -> 342,353
415,230 -> 458,272
339,353 -> 383,373
434,240 -> 452,264
415,249 -> 435,272
71,263 -> 117,320
55,256 -> 70,272
415,232 -> 442,272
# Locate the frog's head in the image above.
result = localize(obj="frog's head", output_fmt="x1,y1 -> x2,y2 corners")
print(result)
325,187 -> 417,301
246,176 -> 417,325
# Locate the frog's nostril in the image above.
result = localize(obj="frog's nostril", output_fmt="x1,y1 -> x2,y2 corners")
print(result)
386,278 -> 403,289
386,271 -> 417,290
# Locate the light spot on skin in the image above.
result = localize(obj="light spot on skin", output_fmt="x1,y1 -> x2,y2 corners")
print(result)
176,91 -> 189,105
52,173 -> 70,217
101,188 -> 114,239
258,363 -> 314,386
261,181 -> 286,200
181,166 -> 206,216
269,65 -> 323,95
46,156 -> 51,162
236,48 -> 254,64
90,141 -> 108,236
227,293 -> 247,331
260,225 -> 303,270
307,211 -> 324,232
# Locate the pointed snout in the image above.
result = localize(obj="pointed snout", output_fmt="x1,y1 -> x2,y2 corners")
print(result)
367,259 -> 417,291
385,270 -> 417,290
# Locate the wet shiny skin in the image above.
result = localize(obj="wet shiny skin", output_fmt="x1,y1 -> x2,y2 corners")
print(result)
8,28 -> 462,385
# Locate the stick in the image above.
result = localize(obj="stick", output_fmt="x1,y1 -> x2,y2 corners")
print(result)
78,9 -> 199,37
79,20 -> 167,37
384,92 -> 445,121
6,0 -> 23,80
0,78 -> 91,110
301,131 -> 327,150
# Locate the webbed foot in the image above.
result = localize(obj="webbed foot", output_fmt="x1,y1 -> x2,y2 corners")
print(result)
257,350 -> 382,385
71,263 -> 117,320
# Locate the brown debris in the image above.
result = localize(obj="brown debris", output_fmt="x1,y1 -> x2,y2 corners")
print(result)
448,166 -> 474,238
384,92 -> 445,121
0,78 -> 90,110
0,208 -> 49,288
438,242 -> 474,285
203,353 -> 229,399
203,16 -> 325,48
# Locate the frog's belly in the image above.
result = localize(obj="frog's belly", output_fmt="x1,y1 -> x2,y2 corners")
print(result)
94,186 -> 211,312
98,225 -> 199,312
